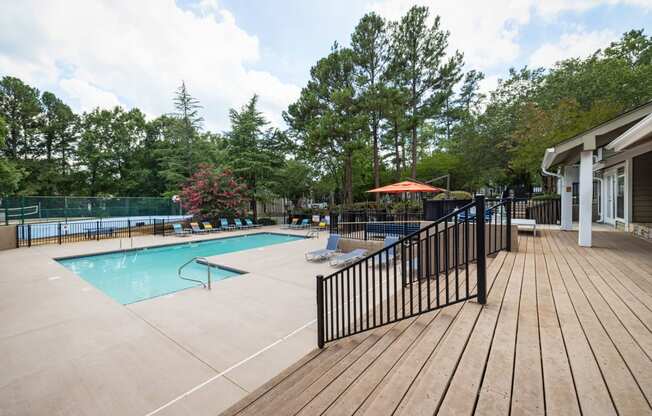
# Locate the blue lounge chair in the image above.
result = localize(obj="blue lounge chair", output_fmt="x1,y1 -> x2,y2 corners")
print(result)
330,248 -> 368,268
172,223 -> 191,237
456,208 -> 492,222
291,218 -> 310,229
305,234 -> 340,261
373,235 -> 400,267
220,218 -> 235,231
234,218 -> 248,229
245,219 -> 261,228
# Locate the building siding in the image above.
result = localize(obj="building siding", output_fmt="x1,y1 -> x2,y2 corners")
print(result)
633,150 -> 652,223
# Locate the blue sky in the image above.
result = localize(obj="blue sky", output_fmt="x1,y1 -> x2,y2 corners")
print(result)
1,0 -> 650,131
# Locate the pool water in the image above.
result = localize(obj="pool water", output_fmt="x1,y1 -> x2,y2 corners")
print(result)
58,233 -> 304,304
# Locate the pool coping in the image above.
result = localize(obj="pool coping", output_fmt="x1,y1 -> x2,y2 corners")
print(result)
53,230 -> 307,261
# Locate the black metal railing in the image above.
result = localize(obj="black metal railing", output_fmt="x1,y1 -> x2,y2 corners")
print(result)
16,218 -> 183,247
316,195 -> 513,348
330,221 -> 422,241
486,197 -> 559,225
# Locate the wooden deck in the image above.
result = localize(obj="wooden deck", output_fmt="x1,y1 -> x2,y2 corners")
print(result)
222,230 -> 652,416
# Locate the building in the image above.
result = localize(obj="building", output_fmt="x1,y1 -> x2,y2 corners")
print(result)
542,101 -> 652,246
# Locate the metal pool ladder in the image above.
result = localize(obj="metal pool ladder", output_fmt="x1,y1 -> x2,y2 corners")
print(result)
178,257 -> 212,290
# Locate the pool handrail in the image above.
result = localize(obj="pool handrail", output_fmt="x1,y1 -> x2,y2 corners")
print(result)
178,256 -> 212,290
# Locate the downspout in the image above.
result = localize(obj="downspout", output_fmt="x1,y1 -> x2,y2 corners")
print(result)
593,176 -> 603,223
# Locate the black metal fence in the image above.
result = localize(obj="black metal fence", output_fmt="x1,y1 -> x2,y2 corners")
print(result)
329,221 -> 422,241
425,197 -> 560,225
16,218 -> 182,247
316,195 -> 512,348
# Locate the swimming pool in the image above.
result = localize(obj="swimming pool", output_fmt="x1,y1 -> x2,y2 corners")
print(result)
58,233 -> 304,304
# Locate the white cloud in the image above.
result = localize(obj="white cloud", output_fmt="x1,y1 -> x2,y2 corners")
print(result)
59,79 -> 122,112
529,29 -> 618,68
368,0 -> 652,71
0,0 -> 300,131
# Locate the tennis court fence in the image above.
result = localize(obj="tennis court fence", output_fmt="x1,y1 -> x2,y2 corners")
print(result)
1,195 -> 184,225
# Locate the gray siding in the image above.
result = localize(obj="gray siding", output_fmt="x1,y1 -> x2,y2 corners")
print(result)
633,150 -> 652,223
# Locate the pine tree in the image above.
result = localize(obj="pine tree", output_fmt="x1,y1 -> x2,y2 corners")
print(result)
173,81 -> 203,177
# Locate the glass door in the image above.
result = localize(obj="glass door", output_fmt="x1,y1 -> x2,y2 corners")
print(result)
604,173 -> 615,225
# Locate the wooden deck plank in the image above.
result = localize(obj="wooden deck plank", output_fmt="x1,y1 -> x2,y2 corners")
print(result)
548,232 -> 652,413
473,234 -> 527,416
558,232 -> 652,331
434,248 -> 517,416
354,252 -> 510,416
392,244 -> 518,416
222,231 -> 650,416
511,236 -> 545,416
533,233 -> 582,416
290,260 -> 467,416
541,231 -> 618,416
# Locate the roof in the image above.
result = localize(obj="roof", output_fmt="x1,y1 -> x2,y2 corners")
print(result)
607,112 -> 652,152
542,100 -> 652,170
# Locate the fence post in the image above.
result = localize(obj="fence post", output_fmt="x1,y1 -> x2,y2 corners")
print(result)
475,195 -> 486,305
27,224 -> 31,247
316,274 -> 325,349
506,198 -> 512,252
15,225 -> 19,248
96,220 -> 100,241
58,223 -> 62,245
128,219 -> 131,238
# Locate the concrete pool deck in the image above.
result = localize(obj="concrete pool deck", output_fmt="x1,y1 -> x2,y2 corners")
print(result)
0,226 -> 332,415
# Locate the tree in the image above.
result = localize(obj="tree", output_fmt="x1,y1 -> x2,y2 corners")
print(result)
180,164 -> 248,219
173,81 -> 203,177
390,6 -> 463,178
0,116 -> 22,193
351,12 -> 389,199
0,76 -> 42,159
284,44 -> 365,205
222,95 -> 289,217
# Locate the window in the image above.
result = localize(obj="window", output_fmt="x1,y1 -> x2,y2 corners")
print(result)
616,167 -> 625,219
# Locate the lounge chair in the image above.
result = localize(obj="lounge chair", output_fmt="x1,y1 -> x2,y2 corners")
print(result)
330,248 -> 368,268
245,219 -> 261,228
305,234 -> 340,261
190,222 -> 208,233
172,223 -> 191,237
220,218 -> 235,231
282,218 -> 299,229
373,235 -> 400,267
456,208 -> 492,222
234,218 -> 248,229
202,222 -> 219,233
291,218 -> 310,229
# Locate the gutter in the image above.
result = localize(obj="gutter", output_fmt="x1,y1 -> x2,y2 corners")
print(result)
541,148 -> 561,179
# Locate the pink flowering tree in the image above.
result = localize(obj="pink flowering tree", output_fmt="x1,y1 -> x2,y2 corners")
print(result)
180,164 -> 249,220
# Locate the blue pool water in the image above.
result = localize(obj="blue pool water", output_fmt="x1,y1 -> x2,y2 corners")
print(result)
58,233 -> 304,304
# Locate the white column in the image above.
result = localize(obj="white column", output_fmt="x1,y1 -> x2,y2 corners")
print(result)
560,167 -> 573,231
578,150 -> 593,247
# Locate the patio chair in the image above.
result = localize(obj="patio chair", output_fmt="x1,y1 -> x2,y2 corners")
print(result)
202,222 -> 219,233
234,218 -> 248,229
291,218 -> 310,229
190,222 -> 208,233
220,218 -> 236,231
172,223 -> 191,237
281,218 -> 299,229
305,234 -> 340,262
245,219 -> 261,228
329,248 -> 368,268
373,235 -> 400,267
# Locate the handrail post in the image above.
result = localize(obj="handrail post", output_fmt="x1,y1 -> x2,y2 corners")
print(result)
207,262 -> 211,290
475,195 -> 486,305
316,274 -> 325,349
506,198 -> 512,252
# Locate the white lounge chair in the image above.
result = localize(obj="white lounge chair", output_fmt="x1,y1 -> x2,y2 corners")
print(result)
305,234 -> 340,261
330,248 -> 368,268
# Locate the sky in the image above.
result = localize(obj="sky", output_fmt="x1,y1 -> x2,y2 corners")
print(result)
0,0 -> 650,132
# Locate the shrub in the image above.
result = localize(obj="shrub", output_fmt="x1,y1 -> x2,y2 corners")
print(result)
432,191 -> 473,200
256,217 -> 277,226
180,164 -> 249,220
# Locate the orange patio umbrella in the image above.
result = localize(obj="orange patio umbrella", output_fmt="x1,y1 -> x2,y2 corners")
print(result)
367,180 -> 444,194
